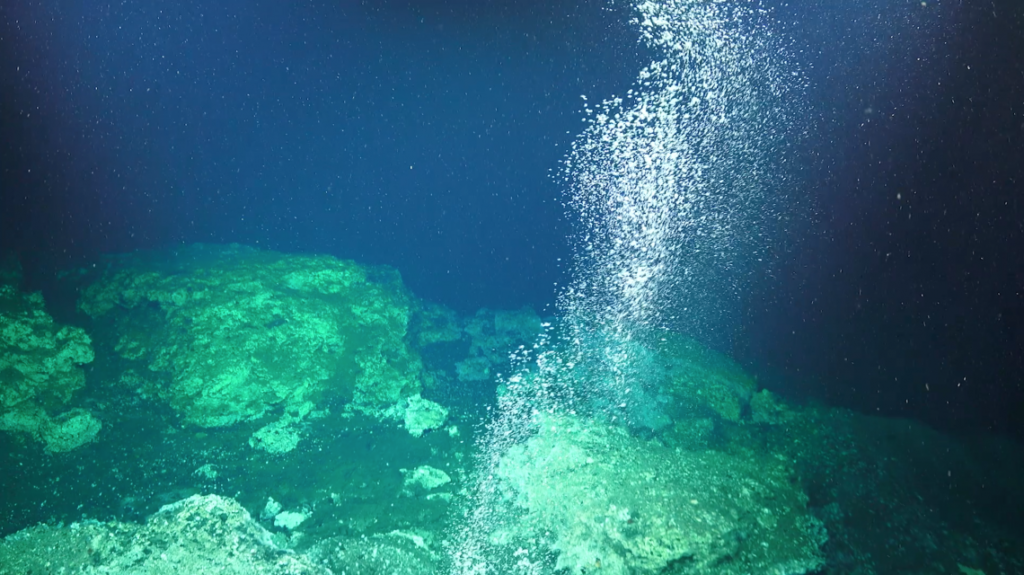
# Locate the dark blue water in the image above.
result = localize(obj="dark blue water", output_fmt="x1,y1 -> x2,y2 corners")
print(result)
0,0 -> 644,314
739,0 -> 1024,439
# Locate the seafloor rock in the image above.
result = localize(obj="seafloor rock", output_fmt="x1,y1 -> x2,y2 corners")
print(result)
411,301 -> 463,347
0,404 -> 103,453
540,329 -> 758,435
78,244 -> 425,427
250,414 -> 304,453
308,531 -> 439,575
496,413 -> 827,575
0,494 -> 328,575
401,464 -> 452,493
750,388 -> 796,425
0,260 -> 98,452
402,393 -> 448,437
455,307 -> 545,382
655,333 -> 758,424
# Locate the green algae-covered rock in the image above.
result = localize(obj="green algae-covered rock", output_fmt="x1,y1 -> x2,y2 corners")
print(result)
455,307 -> 545,382
0,494 -> 329,575
496,414 -> 826,575
0,289 -> 94,412
401,394 -> 448,437
79,244 -> 424,428
410,301 -> 462,347
655,333 -> 757,424
0,260 -> 98,452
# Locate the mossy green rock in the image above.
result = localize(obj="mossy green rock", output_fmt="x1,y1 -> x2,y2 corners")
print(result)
0,288 -> 94,413
0,262 -> 97,452
497,414 -> 826,575
79,244 -> 423,427
655,333 -> 757,423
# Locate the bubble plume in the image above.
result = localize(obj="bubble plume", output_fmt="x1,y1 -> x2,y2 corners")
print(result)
446,1 -> 801,573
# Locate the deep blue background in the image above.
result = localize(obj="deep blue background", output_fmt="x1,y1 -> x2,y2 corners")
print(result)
2,0 -> 1023,438
739,0 -> 1024,437
0,0 -> 644,312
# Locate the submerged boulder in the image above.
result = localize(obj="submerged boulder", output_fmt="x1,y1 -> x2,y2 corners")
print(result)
78,244 -> 424,428
0,258 -> 98,452
495,413 -> 826,575
0,494 -> 328,574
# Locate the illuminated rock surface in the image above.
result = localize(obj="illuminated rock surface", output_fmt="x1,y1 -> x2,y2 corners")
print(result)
0,258 -> 98,452
0,495 -> 327,575
78,244 -> 424,427
496,413 -> 826,575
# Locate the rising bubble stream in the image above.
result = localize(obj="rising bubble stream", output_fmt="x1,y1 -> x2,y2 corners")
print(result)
446,1 -> 801,573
